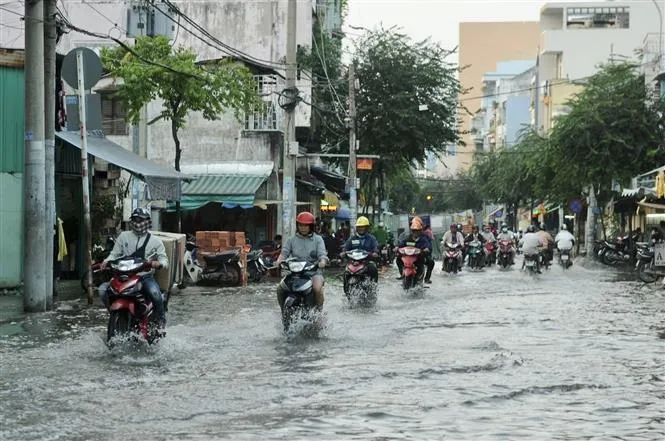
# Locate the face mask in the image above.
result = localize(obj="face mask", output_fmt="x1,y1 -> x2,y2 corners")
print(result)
131,218 -> 150,235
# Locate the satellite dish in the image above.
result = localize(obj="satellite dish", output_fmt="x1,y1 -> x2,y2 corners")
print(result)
61,47 -> 103,90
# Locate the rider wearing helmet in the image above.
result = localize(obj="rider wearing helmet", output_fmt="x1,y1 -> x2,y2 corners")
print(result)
536,223 -> 554,263
277,211 -> 329,312
441,223 -> 466,270
496,224 -> 516,264
519,224 -> 545,268
99,207 -> 169,332
554,223 -> 575,252
372,220 -> 390,248
343,216 -> 379,282
396,217 -> 433,282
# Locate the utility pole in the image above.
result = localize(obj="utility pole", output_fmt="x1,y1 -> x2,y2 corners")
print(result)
44,0 -> 56,308
77,50 -> 95,305
281,0 -> 297,239
24,0 -> 47,312
533,51 -> 540,134
347,62 -> 358,232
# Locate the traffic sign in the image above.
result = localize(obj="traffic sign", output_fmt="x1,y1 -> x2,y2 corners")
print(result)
569,198 -> 583,214
61,47 -> 102,90
655,244 -> 665,266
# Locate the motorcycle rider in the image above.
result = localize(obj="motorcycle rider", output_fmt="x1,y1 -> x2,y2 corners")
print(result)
519,225 -> 545,273
343,216 -> 379,282
441,223 -> 465,270
397,217 -> 433,282
481,224 -> 497,243
99,208 -> 169,332
276,211 -> 329,312
496,225 -> 517,264
537,223 -> 554,264
554,224 -> 575,253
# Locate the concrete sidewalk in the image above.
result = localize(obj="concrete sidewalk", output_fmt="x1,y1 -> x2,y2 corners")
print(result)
0,280 -> 84,324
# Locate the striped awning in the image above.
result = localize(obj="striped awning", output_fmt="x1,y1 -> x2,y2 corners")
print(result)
182,174 -> 268,196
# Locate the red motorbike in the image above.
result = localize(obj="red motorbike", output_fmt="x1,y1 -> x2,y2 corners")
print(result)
498,239 -> 514,268
442,242 -> 463,274
342,249 -> 377,306
398,246 -> 424,290
105,256 -> 164,346
484,240 -> 497,266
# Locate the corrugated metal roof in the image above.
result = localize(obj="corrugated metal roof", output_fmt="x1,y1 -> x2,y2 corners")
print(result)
182,174 -> 268,195
0,66 -> 25,173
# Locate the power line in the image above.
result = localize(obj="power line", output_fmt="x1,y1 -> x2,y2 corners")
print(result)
81,0 -> 126,32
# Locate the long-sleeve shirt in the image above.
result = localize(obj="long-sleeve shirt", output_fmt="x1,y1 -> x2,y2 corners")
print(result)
441,231 -> 465,246
554,230 -> 575,250
279,232 -> 328,264
519,233 -> 545,255
104,231 -> 169,269
344,233 -> 379,253
398,233 -> 432,252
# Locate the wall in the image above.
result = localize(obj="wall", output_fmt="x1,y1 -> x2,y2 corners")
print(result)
0,64 -> 24,287
504,95 -> 531,147
458,21 -> 540,173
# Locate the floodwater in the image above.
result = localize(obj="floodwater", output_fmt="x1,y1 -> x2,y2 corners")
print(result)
1,258 -> 664,440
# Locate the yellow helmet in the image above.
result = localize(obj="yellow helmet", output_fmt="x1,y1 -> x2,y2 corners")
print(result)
355,216 -> 370,227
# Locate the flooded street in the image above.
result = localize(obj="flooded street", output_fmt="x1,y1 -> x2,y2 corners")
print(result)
1,259 -> 664,440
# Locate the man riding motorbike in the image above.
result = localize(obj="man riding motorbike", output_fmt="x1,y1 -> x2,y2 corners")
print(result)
554,224 -> 575,253
373,221 -> 389,249
496,226 -> 517,264
537,223 -> 554,264
519,225 -> 545,273
99,208 -> 169,332
481,224 -> 497,243
343,216 -> 379,282
276,211 -> 328,312
441,223 -> 465,270
396,217 -> 433,283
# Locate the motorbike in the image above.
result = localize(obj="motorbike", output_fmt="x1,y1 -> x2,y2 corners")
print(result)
523,253 -> 540,274
497,239 -> 514,269
81,235 -> 116,292
442,242 -> 463,274
279,258 -> 322,333
398,246 -> 424,291
466,240 -> 484,270
105,255 -> 165,346
597,233 -> 639,265
379,243 -> 395,266
558,248 -> 573,269
635,241 -> 662,283
197,248 -> 243,286
342,249 -> 377,306
247,249 -> 272,282
484,240 -> 497,266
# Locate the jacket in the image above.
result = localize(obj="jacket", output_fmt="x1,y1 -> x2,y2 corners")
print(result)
279,232 -> 328,264
104,231 -> 169,269
398,233 -> 432,252
344,233 -> 379,254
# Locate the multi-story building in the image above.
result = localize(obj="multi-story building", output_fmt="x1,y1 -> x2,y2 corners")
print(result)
472,60 -> 535,152
453,21 -> 540,174
536,0 -> 661,132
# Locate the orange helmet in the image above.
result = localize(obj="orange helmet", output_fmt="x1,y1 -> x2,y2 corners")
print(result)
296,211 -> 316,226
410,217 -> 423,230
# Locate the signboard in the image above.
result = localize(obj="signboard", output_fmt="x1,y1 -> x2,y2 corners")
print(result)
357,158 -> 374,170
569,198 -> 583,214
655,244 -> 665,266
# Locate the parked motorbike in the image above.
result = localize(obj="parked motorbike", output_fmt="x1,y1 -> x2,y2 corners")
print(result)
197,249 -> 243,286
484,240 -> 497,266
81,236 -> 116,292
442,242 -> 463,274
497,239 -> 514,269
342,249 -> 377,307
597,232 -> 640,265
247,249 -> 271,282
635,242 -> 661,283
558,248 -> 573,269
398,246 -> 424,291
279,258 -> 322,333
105,255 -> 165,346
466,240 -> 484,270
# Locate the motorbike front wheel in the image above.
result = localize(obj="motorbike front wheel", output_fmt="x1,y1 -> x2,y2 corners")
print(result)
107,309 -> 132,344
636,261 -> 658,283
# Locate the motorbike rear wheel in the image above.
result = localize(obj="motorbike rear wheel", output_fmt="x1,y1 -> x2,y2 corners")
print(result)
107,309 -> 132,344
636,261 -> 658,283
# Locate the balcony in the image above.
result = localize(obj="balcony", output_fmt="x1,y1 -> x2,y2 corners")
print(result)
244,75 -> 284,132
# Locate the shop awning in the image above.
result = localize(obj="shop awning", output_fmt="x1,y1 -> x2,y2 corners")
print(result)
55,130 -> 188,200
310,165 -> 348,197
168,162 -> 274,211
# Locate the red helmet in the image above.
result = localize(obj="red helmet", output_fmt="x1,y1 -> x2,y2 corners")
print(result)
296,211 -> 316,225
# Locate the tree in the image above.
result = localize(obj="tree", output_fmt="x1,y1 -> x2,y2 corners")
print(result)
101,37 -> 260,230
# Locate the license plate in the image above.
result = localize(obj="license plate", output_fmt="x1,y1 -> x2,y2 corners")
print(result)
561,255 -> 569,261
525,260 -> 535,267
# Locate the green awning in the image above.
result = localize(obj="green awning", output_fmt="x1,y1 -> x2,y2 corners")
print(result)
166,173 -> 270,212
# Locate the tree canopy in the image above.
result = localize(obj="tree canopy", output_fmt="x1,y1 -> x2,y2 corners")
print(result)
101,36 -> 260,171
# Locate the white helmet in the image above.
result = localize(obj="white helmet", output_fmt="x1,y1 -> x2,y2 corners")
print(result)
561,224 -> 568,231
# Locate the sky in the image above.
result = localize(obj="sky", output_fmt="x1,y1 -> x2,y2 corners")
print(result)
344,0 -> 589,61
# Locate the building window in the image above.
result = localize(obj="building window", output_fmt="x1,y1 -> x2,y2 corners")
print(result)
101,94 -> 128,136
566,7 -> 629,29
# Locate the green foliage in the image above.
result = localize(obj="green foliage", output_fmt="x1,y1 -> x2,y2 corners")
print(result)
353,28 -> 461,172
101,36 -> 260,170
471,62 -> 665,208
385,169 -> 421,213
